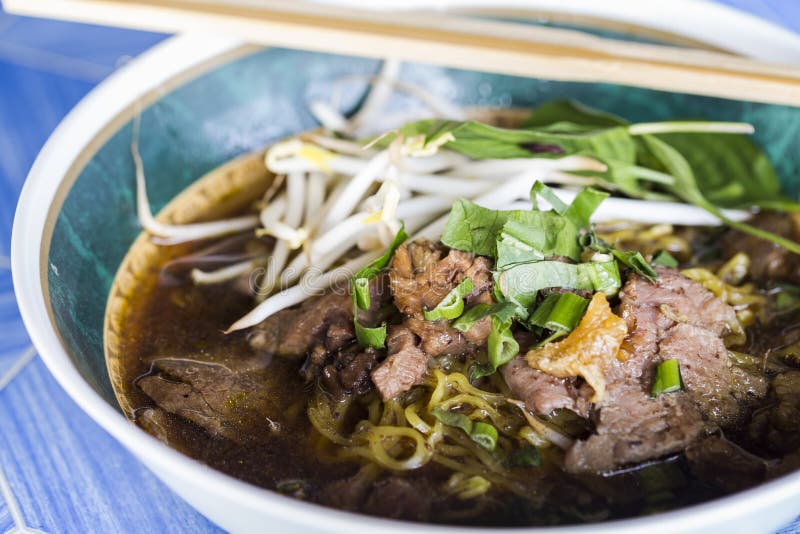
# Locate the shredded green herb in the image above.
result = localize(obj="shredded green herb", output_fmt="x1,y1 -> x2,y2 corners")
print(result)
651,250 -> 679,268
387,99 -> 800,253
351,224 -> 407,349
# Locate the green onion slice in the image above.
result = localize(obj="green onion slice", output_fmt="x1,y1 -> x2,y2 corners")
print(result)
529,292 -> 589,334
354,320 -> 387,349
431,407 -> 473,434
452,301 -> 523,332
651,359 -> 683,397
353,277 -> 371,310
469,422 -> 499,451
351,224 -> 407,349
424,277 -> 474,321
510,445 -> 542,467
651,250 -> 679,268
473,316 -> 520,378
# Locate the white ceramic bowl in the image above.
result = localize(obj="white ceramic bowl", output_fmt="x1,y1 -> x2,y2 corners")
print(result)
12,4 -> 800,532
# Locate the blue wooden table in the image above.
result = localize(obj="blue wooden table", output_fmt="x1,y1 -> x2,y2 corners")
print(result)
0,2 -> 799,533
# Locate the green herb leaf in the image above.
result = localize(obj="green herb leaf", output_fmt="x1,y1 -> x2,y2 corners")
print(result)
495,213 -> 582,268
523,100 -> 627,129
424,278 -> 474,321
441,200 -> 510,257
352,225 -> 407,348
452,301 -> 524,332
473,315 -> 520,378
509,445 -> 542,467
651,250 -> 678,268
431,406 -> 473,434
651,359 -> 683,397
655,131 -> 798,211
469,422 -> 499,451
529,292 -> 589,333
643,134 -> 800,255
354,320 -> 387,349
498,260 -> 621,308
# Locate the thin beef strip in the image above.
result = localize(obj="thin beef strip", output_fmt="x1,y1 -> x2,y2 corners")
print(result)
565,267 -> 764,473
248,290 -> 353,359
371,326 -> 429,401
371,241 -> 495,401
249,275 -> 393,360
137,355 -> 281,442
321,346 -> 381,399
389,240 -> 494,355
502,356 -> 590,417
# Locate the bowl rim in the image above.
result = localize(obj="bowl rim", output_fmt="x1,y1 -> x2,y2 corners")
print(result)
11,11 -> 800,533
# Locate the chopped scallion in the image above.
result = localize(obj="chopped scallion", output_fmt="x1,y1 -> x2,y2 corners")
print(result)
354,320 -> 386,349
469,422 -> 499,451
473,316 -> 520,378
351,225 -> 407,349
353,277 -> 371,310
424,277 -> 473,321
651,250 -> 679,268
510,445 -> 542,467
529,292 -> 589,334
651,359 -> 683,397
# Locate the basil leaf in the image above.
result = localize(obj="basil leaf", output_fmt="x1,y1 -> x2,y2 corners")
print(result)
523,100 -> 628,129
643,135 -> 800,254
498,260 -> 621,308
495,213 -> 582,268
441,200 -> 509,257
656,132 -> 798,211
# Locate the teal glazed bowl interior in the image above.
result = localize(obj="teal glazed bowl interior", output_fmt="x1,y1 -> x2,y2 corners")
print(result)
38,44 -> 800,532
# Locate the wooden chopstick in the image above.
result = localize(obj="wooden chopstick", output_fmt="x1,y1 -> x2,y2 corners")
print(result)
7,0 -> 800,106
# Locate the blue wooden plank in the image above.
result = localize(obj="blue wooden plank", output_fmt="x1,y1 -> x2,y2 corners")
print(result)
0,358 -> 221,534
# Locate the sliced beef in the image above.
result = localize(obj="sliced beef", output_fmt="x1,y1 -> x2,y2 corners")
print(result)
363,477 -> 432,521
565,383 -> 705,473
685,435 -> 770,493
389,240 -> 494,356
502,356 -> 589,417
721,212 -> 800,284
319,475 -> 432,521
371,326 -> 429,400
659,323 -> 757,427
756,371 -> 800,454
619,266 -> 740,367
137,355 -> 279,442
565,267 -> 759,473
320,346 -> 380,399
248,290 -> 353,359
